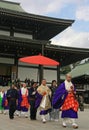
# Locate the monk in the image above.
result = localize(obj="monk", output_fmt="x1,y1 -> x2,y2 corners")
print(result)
35,79 -> 51,123
53,74 -> 79,129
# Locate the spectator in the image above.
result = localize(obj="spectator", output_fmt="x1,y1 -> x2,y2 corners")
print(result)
49,80 -> 59,121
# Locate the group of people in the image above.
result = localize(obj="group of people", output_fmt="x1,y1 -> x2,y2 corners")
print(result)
0,74 -> 79,129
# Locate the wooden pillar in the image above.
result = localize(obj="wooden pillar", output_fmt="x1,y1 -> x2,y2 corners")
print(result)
10,27 -> 14,36
57,65 -> 60,86
14,57 -> 18,79
39,65 -> 43,85
39,44 -> 44,85
11,57 -> 18,80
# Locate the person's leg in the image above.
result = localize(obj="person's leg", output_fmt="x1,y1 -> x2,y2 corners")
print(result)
62,118 -> 67,127
30,101 -> 33,119
30,101 -> 37,120
49,108 -> 54,121
0,101 -> 3,113
13,104 -> 17,115
15,110 -> 21,117
49,111 -> 51,120
41,115 -> 46,123
54,109 -> 59,121
40,109 -> 50,123
32,102 -> 37,120
71,119 -> 78,128
4,109 -> 8,115
0,110 -> 3,114
0,108 -> 4,114
9,105 -> 14,119
0,110 -> 2,114
33,108 -> 37,120
21,107 -> 28,118
24,111 -> 28,118
11,106 -> 15,119
9,108 -> 11,118
10,101 -> 17,119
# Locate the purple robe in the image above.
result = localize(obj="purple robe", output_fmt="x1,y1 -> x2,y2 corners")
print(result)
17,90 -> 22,111
52,82 -> 78,119
35,92 -> 42,109
35,92 -> 51,115
2,93 -> 9,110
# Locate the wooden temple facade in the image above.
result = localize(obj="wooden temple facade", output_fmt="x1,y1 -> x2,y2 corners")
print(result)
0,0 -> 89,85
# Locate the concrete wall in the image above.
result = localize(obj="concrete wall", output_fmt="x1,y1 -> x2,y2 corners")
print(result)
0,57 -> 14,64
14,32 -> 33,39
0,30 -> 10,36
18,67 -> 38,81
18,62 -> 57,82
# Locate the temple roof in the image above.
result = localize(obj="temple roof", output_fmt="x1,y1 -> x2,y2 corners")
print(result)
70,62 -> 89,78
0,0 -> 74,40
69,62 -> 89,84
0,0 -> 25,12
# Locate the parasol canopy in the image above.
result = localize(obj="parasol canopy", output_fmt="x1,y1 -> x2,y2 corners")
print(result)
19,54 -> 59,66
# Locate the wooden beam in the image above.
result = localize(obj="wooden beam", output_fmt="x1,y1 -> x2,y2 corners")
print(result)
57,65 -> 60,86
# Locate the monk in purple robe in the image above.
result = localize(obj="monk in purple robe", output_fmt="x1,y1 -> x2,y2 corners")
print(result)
53,74 -> 79,129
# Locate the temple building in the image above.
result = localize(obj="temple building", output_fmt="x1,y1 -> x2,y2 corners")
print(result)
69,62 -> 89,104
0,0 -> 89,85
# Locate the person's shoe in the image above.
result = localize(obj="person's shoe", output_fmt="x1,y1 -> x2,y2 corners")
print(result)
62,122 -> 67,128
48,118 -> 54,121
30,116 -> 37,120
4,111 -> 6,115
72,123 -> 78,129
15,112 -> 20,116
50,118 -> 54,121
10,117 -> 14,120
25,115 -> 28,118
0,111 -> 3,114
55,119 -> 59,122
33,118 -> 37,120
42,118 -> 46,123
18,114 -> 21,117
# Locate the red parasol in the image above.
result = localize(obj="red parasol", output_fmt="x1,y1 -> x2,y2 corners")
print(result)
19,54 -> 59,66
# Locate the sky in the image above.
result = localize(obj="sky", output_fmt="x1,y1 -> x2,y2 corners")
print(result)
5,0 -> 89,48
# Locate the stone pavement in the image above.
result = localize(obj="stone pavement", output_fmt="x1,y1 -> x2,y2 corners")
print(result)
0,109 -> 89,130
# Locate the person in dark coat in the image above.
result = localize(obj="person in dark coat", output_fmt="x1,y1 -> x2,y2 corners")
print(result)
6,84 -> 18,119
28,82 -> 37,120
49,80 -> 59,121
78,95 -> 84,111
